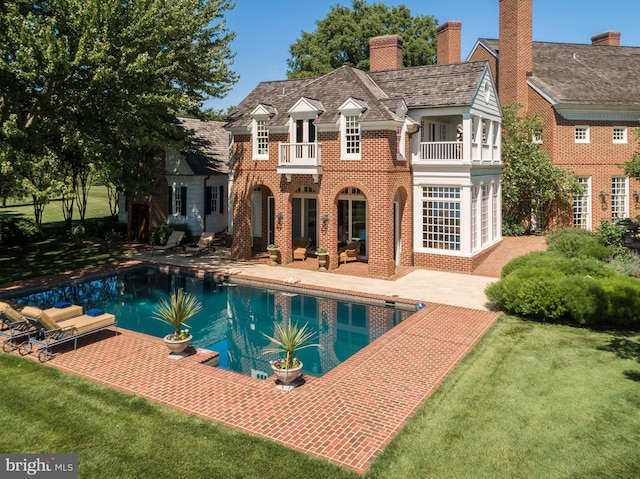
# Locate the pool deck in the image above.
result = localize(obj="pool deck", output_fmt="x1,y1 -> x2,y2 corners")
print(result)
0,236 -> 546,474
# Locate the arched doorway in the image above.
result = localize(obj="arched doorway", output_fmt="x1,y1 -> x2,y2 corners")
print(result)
292,186 -> 318,248
337,187 -> 367,259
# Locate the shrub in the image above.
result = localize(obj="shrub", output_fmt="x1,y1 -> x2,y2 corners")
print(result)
501,251 -> 613,279
150,224 -> 174,245
546,227 -> 602,259
602,275 -> 640,325
596,220 -> 627,248
0,217 -> 41,246
607,249 -> 640,277
489,267 -> 567,320
502,218 -> 527,237
557,276 -> 607,325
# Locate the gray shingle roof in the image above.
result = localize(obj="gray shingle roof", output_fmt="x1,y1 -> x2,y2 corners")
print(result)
226,61 -> 490,129
176,117 -> 229,175
477,38 -> 640,106
369,61 -> 488,108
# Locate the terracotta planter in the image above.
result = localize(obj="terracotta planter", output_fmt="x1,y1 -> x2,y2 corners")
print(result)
164,334 -> 192,354
267,247 -> 280,265
270,361 -> 303,384
317,253 -> 329,271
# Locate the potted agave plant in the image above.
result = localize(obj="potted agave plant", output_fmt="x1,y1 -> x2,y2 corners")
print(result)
152,288 -> 202,354
262,321 -> 318,386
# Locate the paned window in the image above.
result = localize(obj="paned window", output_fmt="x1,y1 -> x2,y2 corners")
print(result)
481,185 -> 490,245
344,115 -> 360,155
575,126 -> 589,143
572,177 -> 589,229
255,120 -> 269,157
471,187 -> 478,250
611,177 -> 627,220
492,185 -> 499,238
422,187 -> 461,251
613,127 -> 627,144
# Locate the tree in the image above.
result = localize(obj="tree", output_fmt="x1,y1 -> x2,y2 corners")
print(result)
0,0 -> 238,223
501,104 -> 584,231
287,0 -> 437,78
622,124 -> 640,181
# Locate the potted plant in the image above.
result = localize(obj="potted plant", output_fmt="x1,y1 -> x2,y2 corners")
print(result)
267,242 -> 280,265
152,288 -> 202,354
316,247 -> 329,271
262,321 -> 318,386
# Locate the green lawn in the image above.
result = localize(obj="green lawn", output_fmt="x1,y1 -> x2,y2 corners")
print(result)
0,186 -> 124,285
2,316 -> 639,478
1,185 -> 114,223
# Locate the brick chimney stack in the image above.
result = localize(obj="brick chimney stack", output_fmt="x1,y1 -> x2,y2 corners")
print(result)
498,0 -> 532,109
436,21 -> 462,64
591,31 -> 621,46
369,35 -> 404,72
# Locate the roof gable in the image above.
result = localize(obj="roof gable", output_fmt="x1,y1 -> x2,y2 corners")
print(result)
175,117 -> 229,176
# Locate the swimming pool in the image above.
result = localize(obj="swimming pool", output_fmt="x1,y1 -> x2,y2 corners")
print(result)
8,267 -> 414,379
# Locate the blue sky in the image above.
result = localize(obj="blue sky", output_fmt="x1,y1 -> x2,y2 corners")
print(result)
206,0 -> 640,111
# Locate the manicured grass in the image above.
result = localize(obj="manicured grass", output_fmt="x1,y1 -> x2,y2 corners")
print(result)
1,185 -> 114,223
0,230 -> 123,284
2,316 -> 639,478
0,354 -> 357,479
368,315 -> 640,478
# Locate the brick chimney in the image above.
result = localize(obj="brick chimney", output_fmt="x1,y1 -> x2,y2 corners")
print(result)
369,35 -> 403,72
591,31 -> 621,46
436,21 -> 462,64
498,0 -> 532,109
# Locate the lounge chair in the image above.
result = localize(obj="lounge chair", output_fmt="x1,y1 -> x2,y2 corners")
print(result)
20,306 -> 116,362
1,302 -> 82,352
339,240 -> 361,264
184,232 -> 215,256
0,302 -> 35,352
292,237 -> 310,260
152,230 -> 185,254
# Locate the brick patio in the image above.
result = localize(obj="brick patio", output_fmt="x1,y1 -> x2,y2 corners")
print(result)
34,303 -> 498,473
1,236 -> 544,473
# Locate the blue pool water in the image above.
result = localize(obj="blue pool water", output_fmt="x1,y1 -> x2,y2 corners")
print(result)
9,267 -> 413,379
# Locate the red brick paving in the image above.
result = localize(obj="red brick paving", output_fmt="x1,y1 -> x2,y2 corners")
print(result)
0,236 -> 544,473
24,303 -> 498,473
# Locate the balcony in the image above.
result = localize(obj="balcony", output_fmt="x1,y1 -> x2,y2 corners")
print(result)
417,141 -> 501,165
419,141 -> 462,161
278,142 -> 323,182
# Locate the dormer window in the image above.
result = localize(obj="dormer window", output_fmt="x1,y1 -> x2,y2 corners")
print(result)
255,119 -> 269,158
339,98 -> 366,160
251,104 -> 276,160
344,115 -> 360,156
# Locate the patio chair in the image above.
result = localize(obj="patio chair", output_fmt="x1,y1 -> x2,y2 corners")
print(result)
20,306 -> 117,362
184,232 -> 215,256
292,237 -> 310,260
1,302 -> 82,352
152,230 -> 185,254
339,240 -> 361,264
0,302 -> 35,352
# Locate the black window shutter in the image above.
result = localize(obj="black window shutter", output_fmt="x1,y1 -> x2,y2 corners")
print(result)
218,185 -> 224,214
205,186 -> 212,215
180,187 -> 187,216
167,186 -> 172,215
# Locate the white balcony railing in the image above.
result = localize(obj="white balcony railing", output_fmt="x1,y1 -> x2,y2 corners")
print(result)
278,142 -> 322,167
419,141 -> 462,161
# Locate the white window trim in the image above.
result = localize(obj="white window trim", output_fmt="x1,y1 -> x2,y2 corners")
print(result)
575,126 -> 590,144
613,127 -> 628,144
252,118 -> 269,160
340,113 -> 361,160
